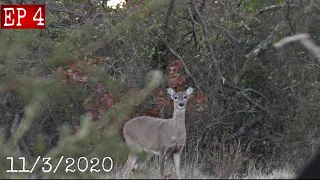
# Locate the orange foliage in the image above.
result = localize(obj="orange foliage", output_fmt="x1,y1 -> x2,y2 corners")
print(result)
56,57 -> 206,138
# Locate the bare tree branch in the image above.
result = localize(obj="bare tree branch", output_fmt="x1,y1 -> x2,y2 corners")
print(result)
257,4 -> 283,15
224,81 -> 271,106
189,0 -> 223,90
237,0 -> 244,8
227,115 -> 265,141
88,0 -> 95,6
185,3 -> 198,46
256,1 -> 296,15
163,0 -> 176,29
240,92 -> 270,115
284,0 -> 296,34
199,0 -> 206,13
46,2 -> 86,18
155,32 -> 202,92
223,81 -> 270,115
234,20 -> 285,85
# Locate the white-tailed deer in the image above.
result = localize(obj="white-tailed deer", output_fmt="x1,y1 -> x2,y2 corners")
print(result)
122,87 -> 195,179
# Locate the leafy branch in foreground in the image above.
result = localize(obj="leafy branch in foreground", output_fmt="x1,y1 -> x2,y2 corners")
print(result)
1,70 -> 162,179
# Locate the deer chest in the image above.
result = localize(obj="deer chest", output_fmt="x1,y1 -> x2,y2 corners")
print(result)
166,142 -> 185,155
170,132 -> 186,145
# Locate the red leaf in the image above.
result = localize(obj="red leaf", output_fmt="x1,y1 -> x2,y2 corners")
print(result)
169,78 -> 177,88
57,66 -> 63,71
99,97 -> 105,103
90,85 -> 95,91
72,72 -> 80,81
87,111 -> 94,120
97,82 -> 103,91
177,75 -> 185,85
159,91 -> 164,97
171,60 -> 183,70
87,58 -> 93,65
153,111 -> 159,116
80,75 -> 88,82
107,102 -> 113,109
98,109 -> 104,115
196,91 -> 206,103
69,62 -> 76,69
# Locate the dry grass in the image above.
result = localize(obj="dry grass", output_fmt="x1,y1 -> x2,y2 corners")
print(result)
240,162 -> 295,179
103,141 -> 296,179
19,159 -> 296,179
19,141 -> 297,179
100,160 -> 296,179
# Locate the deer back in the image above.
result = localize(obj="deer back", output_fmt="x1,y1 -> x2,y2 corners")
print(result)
123,116 -> 185,153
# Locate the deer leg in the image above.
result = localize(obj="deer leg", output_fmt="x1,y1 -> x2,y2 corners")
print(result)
159,152 -> 166,179
173,150 -> 182,179
123,152 -> 138,178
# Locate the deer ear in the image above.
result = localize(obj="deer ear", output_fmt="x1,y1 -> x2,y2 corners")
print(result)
167,88 -> 175,96
186,87 -> 195,96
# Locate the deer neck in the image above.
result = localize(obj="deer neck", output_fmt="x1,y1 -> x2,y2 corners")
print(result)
171,105 -> 186,130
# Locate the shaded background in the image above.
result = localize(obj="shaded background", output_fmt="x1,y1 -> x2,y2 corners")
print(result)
0,0 -> 319,178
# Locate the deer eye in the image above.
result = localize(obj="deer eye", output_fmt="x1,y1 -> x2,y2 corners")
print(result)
174,96 -> 178,99
184,96 -> 187,99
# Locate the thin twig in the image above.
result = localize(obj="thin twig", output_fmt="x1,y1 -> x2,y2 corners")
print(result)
163,0 -> 176,29
223,81 -> 270,115
239,92 -> 270,115
234,20 -> 285,84
184,3 -> 198,46
190,0 -> 223,89
257,4 -> 283,15
284,0 -> 296,34
155,32 -> 202,92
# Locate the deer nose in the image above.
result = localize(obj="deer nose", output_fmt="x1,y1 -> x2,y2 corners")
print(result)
178,102 -> 184,107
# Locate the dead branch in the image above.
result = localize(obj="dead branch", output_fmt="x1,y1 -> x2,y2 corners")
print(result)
88,0 -> 95,6
199,0 -> 206,13
239,92 -> 270,115
155,32 -> 202,92
244,88 -> 271,106
163,0 -> 176,29
228,115 -> 265,141
223,81 -> 271,106
257,4 -> 283,15
256,1 -> 297,15
190,0 -> 223,90
46,2 -> 86,18
184,3 -> 198,46
234,20 -> 285,85
224,82 -> 270,115
237,0 -> 244,8
284,0 -> 296,34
